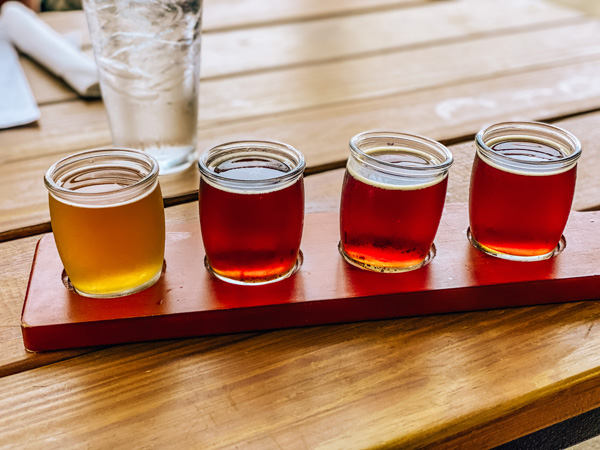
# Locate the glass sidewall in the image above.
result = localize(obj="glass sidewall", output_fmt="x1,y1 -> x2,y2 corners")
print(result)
340,131 -> 453,273
198,140 -> 305,285
469,122 -> 581,261
45,148 -> 165,298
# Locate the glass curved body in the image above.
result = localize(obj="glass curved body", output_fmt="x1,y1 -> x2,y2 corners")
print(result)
83,0 -> 202,175
469,122 -> 581,261
198,141 -> 305,285
339,131 -> 453,272
45,149 -> 166,298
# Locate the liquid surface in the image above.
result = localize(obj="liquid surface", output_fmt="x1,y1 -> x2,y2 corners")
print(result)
348,147 -> 445,191
213,157 -> 291,180
368,148 -> 439,166
490,140 -> 566,162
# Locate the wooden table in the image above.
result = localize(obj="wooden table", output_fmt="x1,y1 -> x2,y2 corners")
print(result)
3,0 -> 600,447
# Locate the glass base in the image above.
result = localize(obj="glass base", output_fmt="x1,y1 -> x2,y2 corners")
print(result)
204,251 -> 303,286
466,228 -> 566,261
338,242 -> 436,273
62,261 -> 166,298
146,147 -> 197,176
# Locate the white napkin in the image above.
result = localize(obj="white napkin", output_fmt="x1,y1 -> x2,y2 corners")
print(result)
0,1 -> 100,98
0,26 -> 40,128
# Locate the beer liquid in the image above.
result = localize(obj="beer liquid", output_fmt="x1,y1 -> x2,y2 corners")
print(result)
49,183 -> 165,296
200,158 -> 304,283
469,140 -> 576,257
340,149 -> 448,271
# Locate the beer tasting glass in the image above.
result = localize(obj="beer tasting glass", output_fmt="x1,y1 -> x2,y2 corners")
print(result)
82,0 -> 202,175
468,121 -> 581,261
45,149 -> 166,298
339,131 -> 453,272
198,141 -> 305,285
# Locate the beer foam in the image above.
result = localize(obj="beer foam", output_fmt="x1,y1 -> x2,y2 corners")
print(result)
346,153 -> 445,191
50,180 -> 159,208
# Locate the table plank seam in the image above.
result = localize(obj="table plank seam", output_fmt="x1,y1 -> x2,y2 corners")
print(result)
199,15 -> 592,82
200,0 -> 437,35
193,55 -> 600,130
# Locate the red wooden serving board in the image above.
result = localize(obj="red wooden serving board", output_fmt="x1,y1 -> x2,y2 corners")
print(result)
21,203 -> 600,351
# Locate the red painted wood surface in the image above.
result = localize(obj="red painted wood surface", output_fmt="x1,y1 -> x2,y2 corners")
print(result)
21,203 -> 600,351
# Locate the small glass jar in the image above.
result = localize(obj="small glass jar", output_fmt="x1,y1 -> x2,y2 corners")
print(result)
339,131 -> 453,272
468,121 -> 581,261
198,140 -> 305,285
45,148 -> 166,298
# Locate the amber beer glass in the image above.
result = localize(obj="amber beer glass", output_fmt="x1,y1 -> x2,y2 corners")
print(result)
339,131 -> 453,272
45,149 -> 166,298
469,122 -> 581,261
198,141 -> 305,285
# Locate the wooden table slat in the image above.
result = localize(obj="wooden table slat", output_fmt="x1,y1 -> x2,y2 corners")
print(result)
4,1 -> 600,447
26,0 -> 584,106
1,301 -> 600,448
200,0 -> 584,79
4,68 -> 600,236
17,17 -> 600,147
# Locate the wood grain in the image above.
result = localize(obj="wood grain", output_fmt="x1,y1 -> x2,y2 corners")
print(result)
21,206 -> 600,352
199,21 -> 600,123
14,19 -> 600,159
0,202 -> 199,377
0,235 -> 96,378
202,0 -> 429,32
1,303 -> 600,448
200,0 -> 583,79
3,174 -> 600,447
27,1 -> 584,105
4,107 -> 600,238
3,2 -> 600,446
0,189 -> 312,375
38,0 -> 433,45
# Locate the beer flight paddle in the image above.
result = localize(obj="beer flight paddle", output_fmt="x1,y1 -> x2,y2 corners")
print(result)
22,123 -> 597,351
21,205 -> 600,352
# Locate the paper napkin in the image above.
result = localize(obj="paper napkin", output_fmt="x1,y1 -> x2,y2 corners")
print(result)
0,26 -> 40,128
0,1 -> 100,98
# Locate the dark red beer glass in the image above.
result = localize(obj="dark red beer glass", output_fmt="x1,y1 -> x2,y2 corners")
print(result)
198,141 -> 305,285
339,131 -> 453,272
469,122 -> 581,261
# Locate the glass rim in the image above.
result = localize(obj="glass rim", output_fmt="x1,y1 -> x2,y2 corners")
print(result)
349,131 -> 454,177
197,140 -> 306,189
475,121 -> 582,170
44,148 -> 159,201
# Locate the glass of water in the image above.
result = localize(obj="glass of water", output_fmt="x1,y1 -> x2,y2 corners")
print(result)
83,0 -> 202,175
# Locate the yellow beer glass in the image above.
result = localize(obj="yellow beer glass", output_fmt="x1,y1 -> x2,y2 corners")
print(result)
45,149 -> 166,298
